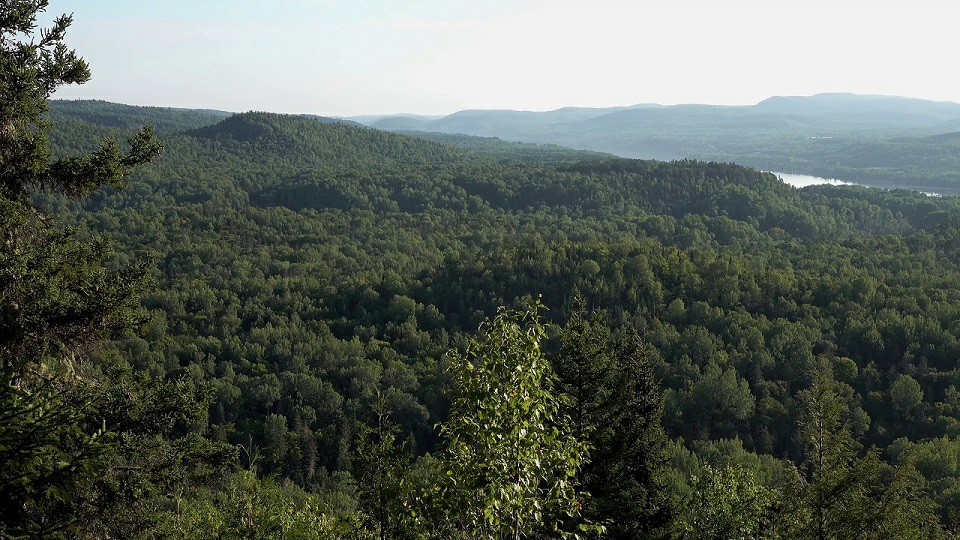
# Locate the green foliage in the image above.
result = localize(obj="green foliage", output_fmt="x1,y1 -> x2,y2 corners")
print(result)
673,465 -> 776,540
679,362 -> 755,440
48,99 -> 231,134
0,371 -> 112,537
889,436 -> 960,529
396,131 -> 612,165
777,369 -> 943,539
70,373 -> 236,538
0,3 -> 160,201
436,303 -> 595,539
353,392 -> 417,540
554,295 -> 613,443
157,470 -> 346,540
0,198 -> 145,373
0,346 -> 235,538
891,375 -> 924,416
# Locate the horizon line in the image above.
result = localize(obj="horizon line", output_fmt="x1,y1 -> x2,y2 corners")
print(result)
48,91 -> 960,120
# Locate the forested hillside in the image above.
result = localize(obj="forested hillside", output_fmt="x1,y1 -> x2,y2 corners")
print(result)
26,96 -> 960,536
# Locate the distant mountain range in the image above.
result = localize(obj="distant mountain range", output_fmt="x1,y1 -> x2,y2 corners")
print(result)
344,94 -> 960,191
352,94 -> 960,137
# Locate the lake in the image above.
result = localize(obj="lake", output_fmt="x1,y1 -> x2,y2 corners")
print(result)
769,172 -> 859,188
770,172 -> 945,197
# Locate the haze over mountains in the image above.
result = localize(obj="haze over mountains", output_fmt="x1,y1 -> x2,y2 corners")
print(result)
357,94 -> 960,135
350,93 -> 960,193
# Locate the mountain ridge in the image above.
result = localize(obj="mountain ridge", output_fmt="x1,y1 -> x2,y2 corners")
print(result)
345,93 -> 960,191
353,93 -> 960,129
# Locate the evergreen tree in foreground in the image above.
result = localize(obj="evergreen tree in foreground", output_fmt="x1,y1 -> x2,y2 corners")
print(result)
1,0 -> 161,375
777,366 -> 942,539
353,392 -> 416,540
555,297 -> 672,538
0,2 -> 230,537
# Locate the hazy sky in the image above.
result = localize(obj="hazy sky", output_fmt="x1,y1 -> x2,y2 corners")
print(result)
42,0 -> 959,116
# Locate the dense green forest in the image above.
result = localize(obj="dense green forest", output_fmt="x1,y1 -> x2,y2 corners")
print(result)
34,99 -> 960,536
8,3 -> 960,538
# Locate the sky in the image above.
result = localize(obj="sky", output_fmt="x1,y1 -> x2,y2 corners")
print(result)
40,0 -> 960,116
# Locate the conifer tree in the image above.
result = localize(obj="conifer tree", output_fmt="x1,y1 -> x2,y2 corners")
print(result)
1,0 -> 162,373
778,367 -> 942,539
0,2 -> 167,535
354,392 -> 414,540
554,295 -> 613,444
554,299 -> 672,539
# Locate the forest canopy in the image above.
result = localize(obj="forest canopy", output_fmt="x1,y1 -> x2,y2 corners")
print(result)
7,2 -> 960,538
34,96 -> 960,537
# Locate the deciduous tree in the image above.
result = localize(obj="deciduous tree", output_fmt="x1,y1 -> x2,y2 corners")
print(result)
437,302 -> 595,539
